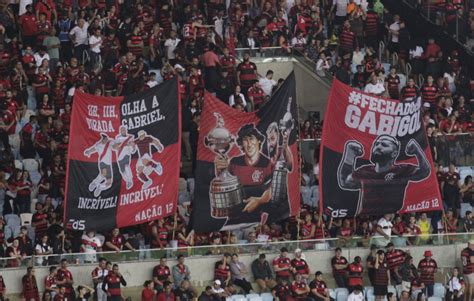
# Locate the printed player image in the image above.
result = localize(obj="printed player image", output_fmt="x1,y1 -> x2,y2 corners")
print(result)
84,133 -> 114,197
338,135 -> 430,215
208,108 -> 294,229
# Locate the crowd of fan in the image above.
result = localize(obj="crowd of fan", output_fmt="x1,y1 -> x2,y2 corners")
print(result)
1,240 -> 474,301
0,0 -> 472,297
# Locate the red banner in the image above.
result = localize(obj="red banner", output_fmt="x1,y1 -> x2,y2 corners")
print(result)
64,79 -> 181,230
192,73 -> 300,231
320,80 -> 442,217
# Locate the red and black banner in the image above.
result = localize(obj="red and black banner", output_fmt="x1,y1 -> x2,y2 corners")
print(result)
320,80 -> 442,218
65,79 -> 181,231
192,72 -> 300,232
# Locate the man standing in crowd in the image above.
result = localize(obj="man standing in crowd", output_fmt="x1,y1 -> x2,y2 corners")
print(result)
56,259 -> 74,300
461,240 -> 474,301
291,249 -> 310,281
102,264 -> 127,301
258,70 -> 277,98
92,258 -> 109,301
374,250 -> 390,301
331,247 -> 348,288
418,250 -> 437,297
347,256 -> 363,293
237,53 -> 257,95
69,18 -> 89,62
153,256 -> 173,292
386,243 -> 406,285
22,267 -> 40,301
252,253 -> 276,292
273,248 -> 292,281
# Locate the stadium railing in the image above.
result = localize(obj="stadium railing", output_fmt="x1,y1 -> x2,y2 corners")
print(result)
0,232 -> 472,269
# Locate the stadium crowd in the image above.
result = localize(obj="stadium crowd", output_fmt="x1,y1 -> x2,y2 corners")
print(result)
0,0 -> 472,299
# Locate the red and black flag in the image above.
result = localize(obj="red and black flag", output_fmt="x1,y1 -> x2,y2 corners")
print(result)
65,78 -> 181,231
192,72 -> 300,232
320,80 -> 442,218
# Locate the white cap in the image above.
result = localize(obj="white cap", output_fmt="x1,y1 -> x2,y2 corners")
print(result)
214,279 -> 221,285
295,248 -> 302,253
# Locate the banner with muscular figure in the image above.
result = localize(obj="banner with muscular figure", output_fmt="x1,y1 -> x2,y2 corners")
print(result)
320,80 -> 442,217
65,79 -> 180,231
192,72 -> 300,232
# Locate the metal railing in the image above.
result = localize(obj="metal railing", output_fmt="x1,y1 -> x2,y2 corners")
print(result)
1,232 -> 472,269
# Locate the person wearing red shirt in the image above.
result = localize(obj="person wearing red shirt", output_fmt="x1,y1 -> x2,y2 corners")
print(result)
102,264 -> 127,301
273,248 -> 292,281
56,259 -> 74,299
331,247 -> 348,287
347,257 -> 364,292
153,257 -> 172,291
19,5 -> 38,47
0,275 -> 5,300
386,243 -> 406,285
142,280 -> 156,301
44,266 -> 58,297
418,250 -> 438,297
309,271 -> 331,301
247,81 -> 266,110
22,267 -> 40,301
35,0 -> 56,23
202,45 -> 221,92
291,274 -> 311,301
461,240 -> 474,301
291,249 -> 310,280
156,281 -> 174,301
104,228 -> 136,252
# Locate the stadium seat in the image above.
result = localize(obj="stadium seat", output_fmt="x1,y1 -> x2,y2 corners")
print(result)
30,198 -> 38,213
232,295 -> 246,301
247,296 -> 262,301
388,286 -> 396,296
260,292 -> 273,301
14,159 -> 23,170
301,186 -> 312,205
245,294 -> 259,300
23,158 -> 39,172
433,283 -> 445,298
5,214 -> 21,228
20,213 -> 33,226
364,286 -> 374,297
427,297 -> 442,301
328,289 -> 336,299
245,294 -> 260,299
334,288 -> 348,295
336,289 -> 348,301
187,178 -> 195,195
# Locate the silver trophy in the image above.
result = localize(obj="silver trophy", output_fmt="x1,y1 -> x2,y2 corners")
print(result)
271,97 -> 294,205
205,113 -> 243,218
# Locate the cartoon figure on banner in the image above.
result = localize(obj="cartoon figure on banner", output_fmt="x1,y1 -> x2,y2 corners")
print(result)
338,135 -> 431,215
211,101 -> 294,227
133,130 -> 164,190
84,133 -> 114,197
112,126 -> 136,190
205,113 -> 243,219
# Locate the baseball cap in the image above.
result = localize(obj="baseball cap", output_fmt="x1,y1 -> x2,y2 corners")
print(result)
214,279 -> 221,285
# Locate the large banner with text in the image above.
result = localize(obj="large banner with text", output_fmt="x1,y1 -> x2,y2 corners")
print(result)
320,80 -> 442,217
65,79 -> 180,231
192,72 -> 300,232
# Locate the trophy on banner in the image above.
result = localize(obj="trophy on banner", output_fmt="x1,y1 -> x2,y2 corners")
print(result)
271,97 -> 294,206
204,113 -> 243,218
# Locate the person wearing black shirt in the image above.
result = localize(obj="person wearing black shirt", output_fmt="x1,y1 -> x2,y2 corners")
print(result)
75,285 -> 93,301
174,280 -> 196,301
198,286 -> 218,301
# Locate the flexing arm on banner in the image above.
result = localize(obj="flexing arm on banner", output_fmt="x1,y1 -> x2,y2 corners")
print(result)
405,139 -> 430,181
338,141 -> 364,190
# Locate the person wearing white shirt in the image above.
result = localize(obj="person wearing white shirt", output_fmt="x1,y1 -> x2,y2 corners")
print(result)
258,70 -> 277,96
376,214 -> 393,247
88,28 -> 102,67
228,85 -> 247,108
331,0 -> 350,28
34,48 -> 50,67
364,75 -> 386,96
347,286 -> 365,301
164,30 -> 181,61
69,18 -> 89,62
